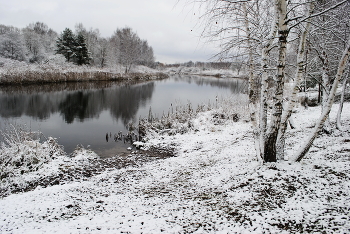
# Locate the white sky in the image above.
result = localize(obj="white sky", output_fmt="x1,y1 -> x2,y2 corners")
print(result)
0,0 -> 218,64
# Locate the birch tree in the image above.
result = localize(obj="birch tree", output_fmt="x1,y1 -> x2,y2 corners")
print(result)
276,1 -> 315,160
336,67 -> 349,130
259,1 -> 279,161
262,0 -> 289,162
192,0 -> 287,162
193,0 -> 274,160
191,0 -> 349,163
293,36 -> 350,162
306,0 -> 349,132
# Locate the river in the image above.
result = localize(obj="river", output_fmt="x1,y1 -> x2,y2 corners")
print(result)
0,75 -> 246,157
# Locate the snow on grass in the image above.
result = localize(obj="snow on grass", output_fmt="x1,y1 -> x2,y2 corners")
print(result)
0,56 -> 166,85
0,102 -> 350,233
0,127 -> 99,197
165,66 -> 243,78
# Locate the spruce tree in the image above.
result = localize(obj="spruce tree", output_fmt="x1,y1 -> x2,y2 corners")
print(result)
56,28 -> 76,62
74,33 -> 91,65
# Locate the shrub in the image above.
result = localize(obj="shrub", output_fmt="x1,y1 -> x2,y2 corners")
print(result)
0,124 -> 65,180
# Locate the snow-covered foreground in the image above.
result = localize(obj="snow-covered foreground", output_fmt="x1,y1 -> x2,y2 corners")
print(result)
1,103 -> 350,233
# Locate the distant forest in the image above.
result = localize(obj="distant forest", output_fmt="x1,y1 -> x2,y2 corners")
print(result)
0,22 -> 155,71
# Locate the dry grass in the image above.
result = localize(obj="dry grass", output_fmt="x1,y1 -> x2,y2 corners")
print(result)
0,62 -> 168,85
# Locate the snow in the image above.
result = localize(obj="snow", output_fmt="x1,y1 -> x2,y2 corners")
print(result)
0,56 -> 165,85
1,102 -> 350,233
165,66 -> 242,78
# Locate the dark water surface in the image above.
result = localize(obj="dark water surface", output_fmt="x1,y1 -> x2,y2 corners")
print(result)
0,75 -> 246,157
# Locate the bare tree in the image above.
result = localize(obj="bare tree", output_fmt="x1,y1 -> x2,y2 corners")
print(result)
336,68 -> 349,130
0,31 -> 27,61
110,27 -> 155,73
190,0 -> 349,163
22,28 -> 43,62
293,36 -> 350,162
97,38 -> 109,68
193,0 -> 275,160
259,1 -> 279,161
306,0 -> 349,132
277,1 -> 315,160
24,22 -> 58,62
117,27 -> 141,73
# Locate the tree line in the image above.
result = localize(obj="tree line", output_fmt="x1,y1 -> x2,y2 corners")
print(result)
195,0 -> 349,162
0,22 -> 155,72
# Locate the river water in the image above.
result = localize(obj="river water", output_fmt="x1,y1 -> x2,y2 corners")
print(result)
0,75 -> 246,157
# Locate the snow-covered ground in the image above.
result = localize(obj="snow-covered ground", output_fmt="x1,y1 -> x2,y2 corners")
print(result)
0,102 -> 349,233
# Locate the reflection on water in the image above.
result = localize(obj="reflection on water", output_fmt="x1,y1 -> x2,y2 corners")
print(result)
0,75 -> 246,157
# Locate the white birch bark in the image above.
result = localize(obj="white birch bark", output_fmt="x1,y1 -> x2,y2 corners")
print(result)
277,2 -> 314,160
336,70 -> 349,130
259,1 -> 278,161
243,2 -> 259,160
293,37 -> 350,162
263,0 -> 288,162
321,52 -> 331,132
243,2 -> 257,126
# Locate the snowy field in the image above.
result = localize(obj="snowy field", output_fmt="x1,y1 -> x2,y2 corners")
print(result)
0,102 -> 349,233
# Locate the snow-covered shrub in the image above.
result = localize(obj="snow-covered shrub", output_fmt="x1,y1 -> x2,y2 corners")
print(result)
44,54 -> 67,66
69,145 -> 99,161
139,95 -> 249,140
0,125 -> 102,197
0,124 -> 65,180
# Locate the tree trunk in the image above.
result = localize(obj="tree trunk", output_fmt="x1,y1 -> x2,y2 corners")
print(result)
318,82 -> 322,103
336,70 -> 349,130
277,2 -> 314,160
264,0 -> 288,162
243,2 -> 260,159
321,51 -> 331,132
259,1 -> 278,161
293,37 -> 350,162
244,2 -> 258,127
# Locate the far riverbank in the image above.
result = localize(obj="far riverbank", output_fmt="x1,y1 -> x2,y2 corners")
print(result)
0,57 -> 168,86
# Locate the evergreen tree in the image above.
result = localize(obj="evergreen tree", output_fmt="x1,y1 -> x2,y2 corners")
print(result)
74,33 -> 91,65
56,28 -> 76,62
56,28 -> 91,65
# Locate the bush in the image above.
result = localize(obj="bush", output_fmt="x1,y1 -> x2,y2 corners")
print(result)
138,95 -> 249,140
0,124 -> 65,180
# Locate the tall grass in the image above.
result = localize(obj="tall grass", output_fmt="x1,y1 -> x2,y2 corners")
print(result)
138,95 -> 249,138
0,58 -> 168,85
0,124 -> 65,181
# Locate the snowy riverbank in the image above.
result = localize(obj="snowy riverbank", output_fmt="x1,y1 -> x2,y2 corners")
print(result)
165,66 -> 245,79
0,101 -> 349,233
0,57 -> 168,85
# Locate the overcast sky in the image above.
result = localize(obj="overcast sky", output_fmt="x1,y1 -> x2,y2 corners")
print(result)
0,0 -> 218,64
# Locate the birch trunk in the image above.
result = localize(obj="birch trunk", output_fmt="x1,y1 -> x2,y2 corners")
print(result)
336,70 -> 349,130
277,2 -> 314,160
321,52 -> 331,132
293,37 -> 350,162
243,2 -> 259,159
264,0 -> 288,162
259,2 -> 278,161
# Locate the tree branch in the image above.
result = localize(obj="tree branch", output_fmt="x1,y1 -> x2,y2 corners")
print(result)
288,0 -> 349,30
